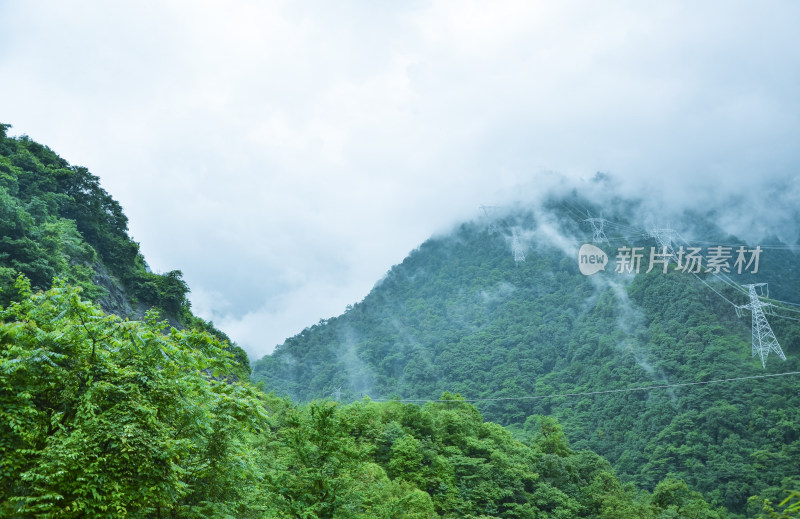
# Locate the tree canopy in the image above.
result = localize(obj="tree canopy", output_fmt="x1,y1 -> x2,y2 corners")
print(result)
253,200 -> 800,514
0,278 -> 740,517
0,124 -> 249,376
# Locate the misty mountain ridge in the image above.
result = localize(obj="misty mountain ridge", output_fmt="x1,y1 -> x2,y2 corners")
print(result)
252,189 -> 800,513
254,189 -> 800,401
3,125 -> 799,515
0,124 -> 251,378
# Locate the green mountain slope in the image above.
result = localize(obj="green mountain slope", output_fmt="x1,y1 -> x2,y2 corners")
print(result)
1,281 -> 731,517
0,125 -> 788,517
253,196 -> 800,513
0,123 -> 249,377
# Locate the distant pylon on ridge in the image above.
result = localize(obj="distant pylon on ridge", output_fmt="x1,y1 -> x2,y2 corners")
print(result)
511,228 -> 525,263
648,227 -> 680,257
736,283 -> 786,368
584,217 -> 610,245
481,205 -> 499,234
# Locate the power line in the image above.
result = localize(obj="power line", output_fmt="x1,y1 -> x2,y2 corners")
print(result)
559,202 -> 587,222
691,272 -> 738,307
715,272 -> 750,294
373,371 -> 800,404
595,217 -> 800,319
772,313 -> 800,323
768,303 -> 800,314
676,239 -> 799,251
766,297 -> 800,309
603,220 -> 641,231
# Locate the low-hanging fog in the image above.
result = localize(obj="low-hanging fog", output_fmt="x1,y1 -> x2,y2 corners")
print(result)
1,1 -> 798,357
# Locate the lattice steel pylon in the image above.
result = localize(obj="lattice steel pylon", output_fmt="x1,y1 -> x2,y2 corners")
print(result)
511,228 -> 525,263
480,205 -> 499,234
648,228 -> 679,252
648,227 -> 681,260
584,217 -> 610,245
736,283 -> 786,368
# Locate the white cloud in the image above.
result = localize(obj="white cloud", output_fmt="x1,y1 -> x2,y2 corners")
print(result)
1,1 -> 798,358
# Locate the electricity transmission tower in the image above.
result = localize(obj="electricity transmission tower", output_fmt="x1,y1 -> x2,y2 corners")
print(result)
481,205 -> 499,234
736,283 -> 786,368
648,227 -> 681,260
511,228 -> 525,263
584,217 -> 609,244
330,386 -> 342,401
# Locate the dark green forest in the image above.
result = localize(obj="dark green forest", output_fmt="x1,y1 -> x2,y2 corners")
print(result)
1,280 -> 744,518
0,123 -> 249,378
252,200 -> 800,516
1,126 -> 798,517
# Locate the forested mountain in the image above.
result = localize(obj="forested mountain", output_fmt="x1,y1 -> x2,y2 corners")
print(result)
252,195 -> 800,515
0,123 -> 249,377
2,280 -> 742,517
1,125 -> 796,517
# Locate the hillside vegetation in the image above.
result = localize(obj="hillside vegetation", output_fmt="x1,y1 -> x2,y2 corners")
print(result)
0,123 -> 249,377
1,279 -> 740,517
253,199 -> 800,515
1,126 -> 797,517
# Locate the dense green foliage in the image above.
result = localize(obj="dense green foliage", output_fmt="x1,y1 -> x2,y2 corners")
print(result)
0,123 -> 249,376
2,124 -> 797,516
0,279 -> 266,516
253,200 -> 800,515
1,280 -> 740,517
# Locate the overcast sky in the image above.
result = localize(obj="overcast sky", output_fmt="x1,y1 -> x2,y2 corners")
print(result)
1,1 -> 798,359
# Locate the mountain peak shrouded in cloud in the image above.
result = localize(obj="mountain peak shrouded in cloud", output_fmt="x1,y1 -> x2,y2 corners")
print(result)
252,192 -> 800,513
2,1 -> 799,357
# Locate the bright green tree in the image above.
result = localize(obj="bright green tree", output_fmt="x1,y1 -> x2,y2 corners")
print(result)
0,277 -> 268,517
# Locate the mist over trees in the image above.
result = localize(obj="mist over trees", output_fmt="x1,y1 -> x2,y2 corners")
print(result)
1,279 -> 737,517
1,127 -> 798,517
253,197 -> 800,515
0,123 -> 250,376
